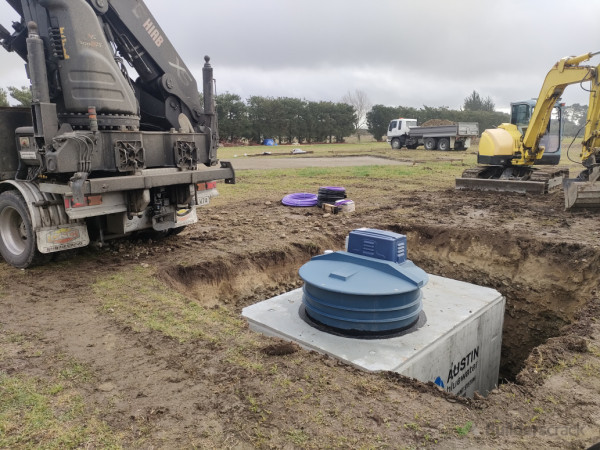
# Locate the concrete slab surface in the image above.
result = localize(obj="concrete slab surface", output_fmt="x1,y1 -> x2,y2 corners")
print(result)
242,275 -> 505,397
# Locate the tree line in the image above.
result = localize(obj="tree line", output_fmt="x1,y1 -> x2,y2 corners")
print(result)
562,103 -> 588,137
217,94 -> 355,144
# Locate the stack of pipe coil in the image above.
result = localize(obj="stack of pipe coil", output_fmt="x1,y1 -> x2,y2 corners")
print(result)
317,186 -> 346,207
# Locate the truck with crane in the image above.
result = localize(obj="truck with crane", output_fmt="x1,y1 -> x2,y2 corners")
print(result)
0,0 -> 235,268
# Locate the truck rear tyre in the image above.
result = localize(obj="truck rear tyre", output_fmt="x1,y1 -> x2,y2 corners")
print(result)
0,191 -> 38,268
437,138 -> 450,151
424,138 -> 437,150
391,138 -> 401,149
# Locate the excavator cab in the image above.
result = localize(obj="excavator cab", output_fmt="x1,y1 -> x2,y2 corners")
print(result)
510,100 -> 563,165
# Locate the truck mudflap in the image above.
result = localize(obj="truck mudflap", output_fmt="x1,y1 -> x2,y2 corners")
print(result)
37,224 -> 90,254
0,180 -> 89,254
1,180 -> 67,224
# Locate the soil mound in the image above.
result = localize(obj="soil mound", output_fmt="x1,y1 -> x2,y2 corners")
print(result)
421,119 -> 455,127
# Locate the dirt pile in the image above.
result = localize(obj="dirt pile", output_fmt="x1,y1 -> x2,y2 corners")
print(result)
421,119 -> 455,127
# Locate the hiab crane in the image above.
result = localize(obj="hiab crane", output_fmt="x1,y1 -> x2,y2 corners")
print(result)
0,0 -> 235,268
456,51 -> 600,209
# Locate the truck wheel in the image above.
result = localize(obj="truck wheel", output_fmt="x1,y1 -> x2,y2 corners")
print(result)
424,138 -> 437,150
437,138 -> 450,151
0,191 -> 38,268
391,138 -> 401,149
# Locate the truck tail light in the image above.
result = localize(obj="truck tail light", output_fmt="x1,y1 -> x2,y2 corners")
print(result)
197,181 -> 217,191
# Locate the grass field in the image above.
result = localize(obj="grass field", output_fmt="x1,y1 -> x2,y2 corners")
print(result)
214,138 -> 584,204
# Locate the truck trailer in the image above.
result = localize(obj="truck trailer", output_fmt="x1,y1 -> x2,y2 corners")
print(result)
387,119 -> 479,151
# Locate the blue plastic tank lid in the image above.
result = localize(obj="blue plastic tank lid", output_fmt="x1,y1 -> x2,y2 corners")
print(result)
299,251 -> 428,296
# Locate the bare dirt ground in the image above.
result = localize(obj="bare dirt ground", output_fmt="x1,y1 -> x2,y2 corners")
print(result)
1,155 -> 600,448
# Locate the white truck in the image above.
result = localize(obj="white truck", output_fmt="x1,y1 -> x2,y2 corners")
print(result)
387,119 -> 479,151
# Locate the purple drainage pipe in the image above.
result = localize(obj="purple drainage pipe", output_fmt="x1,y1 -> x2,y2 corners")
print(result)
282,193 -> 319,207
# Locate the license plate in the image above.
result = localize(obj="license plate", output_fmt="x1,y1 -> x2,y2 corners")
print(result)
197,195 -> 210,206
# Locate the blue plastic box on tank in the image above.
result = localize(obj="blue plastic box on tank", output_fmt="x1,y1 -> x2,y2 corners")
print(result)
346,228 -> 407,263
299,229 -> 428,334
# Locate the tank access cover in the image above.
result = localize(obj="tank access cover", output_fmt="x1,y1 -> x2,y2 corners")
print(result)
299,229 -> 428,335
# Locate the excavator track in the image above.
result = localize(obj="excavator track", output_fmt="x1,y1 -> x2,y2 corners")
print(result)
455,166 -> 569,194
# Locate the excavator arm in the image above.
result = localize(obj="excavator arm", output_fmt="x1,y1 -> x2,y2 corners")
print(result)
580,61 -> 600,167
561,54 -> 600,209
520,53 -> 598,166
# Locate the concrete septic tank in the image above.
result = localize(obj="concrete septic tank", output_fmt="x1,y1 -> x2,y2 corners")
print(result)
242,229 -> 505,398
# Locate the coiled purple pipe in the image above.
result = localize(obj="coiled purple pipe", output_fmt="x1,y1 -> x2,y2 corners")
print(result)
282,193 -> 318,207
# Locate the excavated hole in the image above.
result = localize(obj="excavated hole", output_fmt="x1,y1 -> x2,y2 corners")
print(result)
163,224 -> 599,384
158,241 -> 333,309
390,223 -> 600,381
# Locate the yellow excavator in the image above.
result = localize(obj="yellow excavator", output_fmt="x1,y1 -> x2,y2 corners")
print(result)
456,51 -> 600,209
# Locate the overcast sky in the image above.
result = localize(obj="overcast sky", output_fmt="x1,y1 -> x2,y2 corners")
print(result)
0,0 -> 598,112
